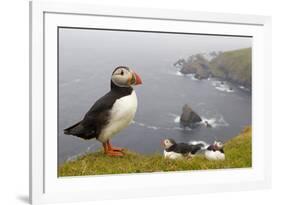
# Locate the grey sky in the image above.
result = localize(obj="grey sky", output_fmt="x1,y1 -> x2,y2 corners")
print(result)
59,28 -> 252,73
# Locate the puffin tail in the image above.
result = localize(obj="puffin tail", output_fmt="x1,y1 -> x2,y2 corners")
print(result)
64,121 -> 82,135
64,121 -> 95,140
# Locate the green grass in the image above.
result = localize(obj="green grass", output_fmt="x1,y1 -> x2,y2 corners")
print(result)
209,48 -> 252,87
59,127 -> 252,177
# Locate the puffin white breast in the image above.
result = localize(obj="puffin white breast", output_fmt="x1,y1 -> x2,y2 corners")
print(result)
98,91 -> 138,142
205,150 -> 225,161
164,150 -> 184,160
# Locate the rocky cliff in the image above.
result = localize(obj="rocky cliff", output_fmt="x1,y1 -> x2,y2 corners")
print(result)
175,48 -> 252,89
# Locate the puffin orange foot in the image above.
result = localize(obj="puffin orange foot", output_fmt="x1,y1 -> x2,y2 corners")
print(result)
110,146 -> 124,152
106,141 -> 125,152
105,150 -> 124,157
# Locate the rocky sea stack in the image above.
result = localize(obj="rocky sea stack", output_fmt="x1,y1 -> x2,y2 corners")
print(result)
180,104 -> 202,128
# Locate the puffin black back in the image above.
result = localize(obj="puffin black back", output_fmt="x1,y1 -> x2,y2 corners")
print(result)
64,79 -> 134,140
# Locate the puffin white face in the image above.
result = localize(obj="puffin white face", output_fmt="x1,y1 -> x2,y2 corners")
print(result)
162,138 -> 176,149
214,141 -> 224,149
111,66 -> 142,87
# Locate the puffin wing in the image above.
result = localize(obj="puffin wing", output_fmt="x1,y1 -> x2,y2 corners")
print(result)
172,143 -> 192,153
189,143 -> 205,154
64,92 -> 118,140
172,143 -> 204,155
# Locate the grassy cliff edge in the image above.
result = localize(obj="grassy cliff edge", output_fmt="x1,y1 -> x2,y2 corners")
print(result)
209,48 -> 252,88
59,126 -> 252,177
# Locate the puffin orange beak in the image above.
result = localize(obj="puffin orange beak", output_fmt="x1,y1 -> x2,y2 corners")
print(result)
132,70 -> 142,85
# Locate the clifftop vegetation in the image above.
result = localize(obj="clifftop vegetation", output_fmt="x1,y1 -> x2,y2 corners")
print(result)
59,126 -> 251,177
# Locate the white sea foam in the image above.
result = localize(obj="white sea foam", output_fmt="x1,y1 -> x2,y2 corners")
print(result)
171,115 -> 193,131
169,112 -> 228,129
201,115 -> 229,128
175,71 -> 184,76
190,74 -> 199,81
132,112 -> 228,132
215,86 -> 234,93
239,85 -> 250,92
172,127 -> 184,131
173,71 -> 200,81
147,126 -> 158,130
179,73 -> 199,81
212,80 -> 234,93
60,78 -> 81,87
168,113 -> 180,123
174,116 -> 180,123
134,121 -> 160,130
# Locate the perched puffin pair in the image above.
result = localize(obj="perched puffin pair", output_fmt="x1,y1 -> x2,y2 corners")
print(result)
204,141 -> 225,161
162,138 -> 205,160
64,66 -> 142,157
162,139 -> 225,161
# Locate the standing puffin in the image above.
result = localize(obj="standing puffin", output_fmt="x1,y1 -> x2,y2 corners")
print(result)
162,138 -> 205,160
64,66 -> 142,157
204,141 -> 225,161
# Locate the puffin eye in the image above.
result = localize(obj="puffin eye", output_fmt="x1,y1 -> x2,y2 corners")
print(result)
120,70 -> 124,75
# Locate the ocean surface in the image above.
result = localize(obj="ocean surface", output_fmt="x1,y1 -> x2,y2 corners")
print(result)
58,28 -> 252,164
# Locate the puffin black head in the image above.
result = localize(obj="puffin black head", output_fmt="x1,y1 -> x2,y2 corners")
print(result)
111,66 -> 142,88
161,138 -> 176,149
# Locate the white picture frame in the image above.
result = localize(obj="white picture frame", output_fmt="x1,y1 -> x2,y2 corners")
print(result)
30,1 -> 272,204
